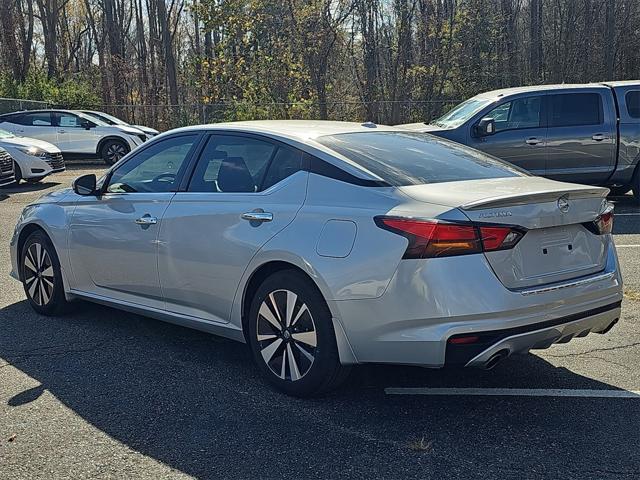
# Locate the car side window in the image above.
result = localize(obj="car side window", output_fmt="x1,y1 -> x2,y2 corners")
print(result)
625,91 -> 640,118
188,135 -> 287,193
261,147 -> 304,190
13,112 -> 53,126
485,96 -> 542,132
548,93 -> 603,127
105,135 -> 197,194
56,113 -> 83,128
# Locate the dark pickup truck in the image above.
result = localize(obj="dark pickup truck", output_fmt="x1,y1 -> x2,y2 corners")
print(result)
400,81 -> 640,203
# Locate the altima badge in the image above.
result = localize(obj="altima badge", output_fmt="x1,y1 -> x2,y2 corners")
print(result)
557,196 -> 570,213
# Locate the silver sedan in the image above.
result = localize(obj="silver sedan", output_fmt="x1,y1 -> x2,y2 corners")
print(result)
10,121 -> 623,396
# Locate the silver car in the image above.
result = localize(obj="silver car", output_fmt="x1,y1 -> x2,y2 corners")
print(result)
10,121 -> 623,396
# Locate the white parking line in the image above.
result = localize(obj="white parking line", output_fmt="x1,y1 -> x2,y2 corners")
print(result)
616,244 -> 640,248
615,213 -> 640,216
384,387 -> 640,398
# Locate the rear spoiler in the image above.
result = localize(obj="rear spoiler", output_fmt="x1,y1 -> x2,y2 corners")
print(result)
461,187 -> 609,210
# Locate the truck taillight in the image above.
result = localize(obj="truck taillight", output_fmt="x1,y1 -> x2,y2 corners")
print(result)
375,217 -> 525,259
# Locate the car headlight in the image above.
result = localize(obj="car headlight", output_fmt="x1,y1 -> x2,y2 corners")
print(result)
18,146 -> 46,157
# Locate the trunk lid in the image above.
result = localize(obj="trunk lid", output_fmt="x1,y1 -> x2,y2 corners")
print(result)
399,177 -> 611,289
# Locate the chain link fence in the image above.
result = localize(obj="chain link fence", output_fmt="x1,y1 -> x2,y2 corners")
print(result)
0,97 -> 49,114
0,97 -> 460,132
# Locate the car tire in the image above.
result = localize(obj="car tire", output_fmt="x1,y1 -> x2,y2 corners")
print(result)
247,270 -> 350,397
20,230 -> 70,316
14,163 -> 23,184
101,139 -> 129,166
633,167 -> 640,204
608,185 -> 631,196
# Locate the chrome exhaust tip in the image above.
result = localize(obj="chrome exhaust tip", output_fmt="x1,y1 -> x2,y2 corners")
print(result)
484,350 -> 510,370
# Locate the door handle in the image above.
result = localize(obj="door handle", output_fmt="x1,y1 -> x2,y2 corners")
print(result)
525,137 -> 542,145
58,129 -> 66,134
135,214 -> 158,225
592,133 -> 608,141
241,211 -> 273,223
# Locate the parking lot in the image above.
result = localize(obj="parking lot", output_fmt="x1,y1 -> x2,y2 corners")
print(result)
1,165 -> 639,479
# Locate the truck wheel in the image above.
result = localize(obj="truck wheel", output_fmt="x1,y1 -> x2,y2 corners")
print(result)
608,186 -> 631,196
633,167 -> 640,204
101,140 -> 129,166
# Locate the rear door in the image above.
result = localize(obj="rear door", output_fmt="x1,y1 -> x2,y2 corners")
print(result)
3,112 -> 58,144
545,90 -> 616,184
468,94 -> 546,175
158,133 -> 308,323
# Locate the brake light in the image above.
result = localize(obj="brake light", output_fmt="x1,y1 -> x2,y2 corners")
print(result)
585,204 -> 614,235
375,217 -> 525,259
595,210 -> 614,235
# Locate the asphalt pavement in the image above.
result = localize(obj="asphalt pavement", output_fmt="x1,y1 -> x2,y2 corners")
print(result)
1,165 -> 639,479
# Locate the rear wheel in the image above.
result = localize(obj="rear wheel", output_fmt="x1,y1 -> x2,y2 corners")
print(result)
101,139 -> 129,166
608,185 -> 631,196
633,167 -> 640,204
247,270 -> 349,397
20,230 -> 69,315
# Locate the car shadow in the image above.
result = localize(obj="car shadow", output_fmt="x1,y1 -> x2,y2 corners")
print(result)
1,300 -> 639,478
0,181 -> 60,196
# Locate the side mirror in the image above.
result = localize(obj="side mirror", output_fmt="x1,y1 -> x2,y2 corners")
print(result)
81,120 -> 94,130
72,174 -> 97,196
475,117 -> 496,137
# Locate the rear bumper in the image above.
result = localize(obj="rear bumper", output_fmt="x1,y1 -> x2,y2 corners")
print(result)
447,301 -> 621,367
332,242 -> 623,367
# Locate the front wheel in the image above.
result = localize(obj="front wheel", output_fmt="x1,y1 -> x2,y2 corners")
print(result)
247,270 -> 349,397
101,139 -> 129,166
20,230 -> 70,315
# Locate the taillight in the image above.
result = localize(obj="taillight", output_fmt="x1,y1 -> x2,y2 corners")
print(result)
375,217 -> 525,259
595,210 -> 614,235
584,203 -> 614,235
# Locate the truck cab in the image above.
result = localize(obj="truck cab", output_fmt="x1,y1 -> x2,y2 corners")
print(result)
400,82 -> 640,202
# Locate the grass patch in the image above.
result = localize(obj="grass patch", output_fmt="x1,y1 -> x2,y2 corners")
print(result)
624,289 -> 640,302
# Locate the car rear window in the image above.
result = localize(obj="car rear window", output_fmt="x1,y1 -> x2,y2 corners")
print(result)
548,93 -> 603,127
625,91 -> 640,118
316,132 -> 525,186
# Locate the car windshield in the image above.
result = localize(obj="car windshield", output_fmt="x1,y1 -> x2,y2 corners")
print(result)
85,111 -> 128,126
74,112 -> 110,126
0,128 -> 15,139
316,131 -> 525,186
431,97 -> 492,128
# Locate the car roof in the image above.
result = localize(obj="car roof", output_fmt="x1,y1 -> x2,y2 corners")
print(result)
170,120 -> 401,141
474,83 -> 615,100
0,109 -> 85,116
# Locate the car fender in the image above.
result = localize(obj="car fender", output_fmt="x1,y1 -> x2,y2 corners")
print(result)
96,135 -> 133,155
11,200 -> 76,297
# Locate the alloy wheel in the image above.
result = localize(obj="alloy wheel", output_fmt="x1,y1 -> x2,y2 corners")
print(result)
256,289 -> 317,381
106,143 -> 127,163
23,242 -> 54,306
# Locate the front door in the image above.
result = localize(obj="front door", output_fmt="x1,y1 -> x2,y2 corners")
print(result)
54,112 -> 96,154
67,133 -> 200,307
468,95 -> 546,175
158,133 -> 308,323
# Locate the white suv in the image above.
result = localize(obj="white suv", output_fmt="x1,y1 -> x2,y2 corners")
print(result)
0,110 -> 146,165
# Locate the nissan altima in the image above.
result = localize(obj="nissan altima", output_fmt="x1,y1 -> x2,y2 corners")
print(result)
10,121 -> 623,396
